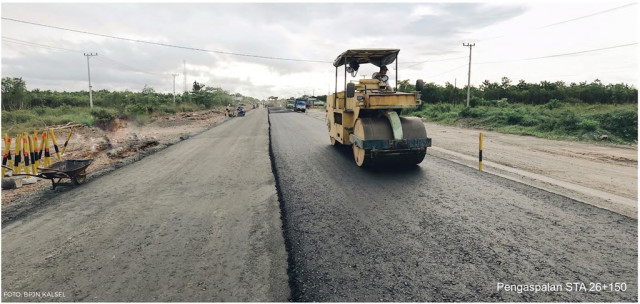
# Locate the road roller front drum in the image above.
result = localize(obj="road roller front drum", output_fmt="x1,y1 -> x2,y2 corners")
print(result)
351,117 -> 429,167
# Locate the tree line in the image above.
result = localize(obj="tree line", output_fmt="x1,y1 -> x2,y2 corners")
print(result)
398,77 -> 637,106
1,77 -> 260,114
2,76 -> 637,113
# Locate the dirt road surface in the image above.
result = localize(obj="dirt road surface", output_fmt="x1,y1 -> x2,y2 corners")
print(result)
306,108 -> 638,218
1,108 -> 289,302
272,108 -> 636,301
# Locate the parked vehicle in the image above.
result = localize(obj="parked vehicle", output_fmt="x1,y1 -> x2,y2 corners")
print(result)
237,106 -> 246,117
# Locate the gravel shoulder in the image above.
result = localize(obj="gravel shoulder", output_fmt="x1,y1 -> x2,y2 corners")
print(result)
306,108 -> 638,218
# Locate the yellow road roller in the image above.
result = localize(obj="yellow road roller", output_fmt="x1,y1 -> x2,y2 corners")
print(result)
327,49 -> 431,167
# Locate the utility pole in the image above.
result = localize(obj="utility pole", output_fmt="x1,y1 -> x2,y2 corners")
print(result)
84,53 -> 98,108
172,73 -> 180,104
463,43 -> 475,107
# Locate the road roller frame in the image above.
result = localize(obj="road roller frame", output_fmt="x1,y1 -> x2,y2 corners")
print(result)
327,49 -> 431,167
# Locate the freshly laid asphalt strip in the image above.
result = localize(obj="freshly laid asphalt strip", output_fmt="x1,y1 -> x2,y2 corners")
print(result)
2,108 -> 289,302
269,107 -> 637,302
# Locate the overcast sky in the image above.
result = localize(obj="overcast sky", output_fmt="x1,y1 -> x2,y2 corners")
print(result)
1,1 -> 638,100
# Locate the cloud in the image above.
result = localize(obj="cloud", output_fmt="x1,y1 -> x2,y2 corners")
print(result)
1,2 -> 636,100
411,5 -> 445,18
403,3 -> 526,39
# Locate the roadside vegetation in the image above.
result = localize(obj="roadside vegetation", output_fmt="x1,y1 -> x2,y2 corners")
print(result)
398,78 -> 638,144
2,76 -> 637,144
1,77 -> 259,136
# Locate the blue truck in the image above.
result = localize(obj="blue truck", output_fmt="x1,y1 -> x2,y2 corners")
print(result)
294,98 -> 307,113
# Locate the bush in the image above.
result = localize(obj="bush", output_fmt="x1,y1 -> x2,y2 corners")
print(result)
125,104 -> 148,115
58,104 -> 73,114
458,106 -> 471,118
438,112 -> 458,121
564,97 -> 583,104
554,111 -> 580,132
90,107 -> 118,124
433,104 -> 452,113
469,96 -> 483,108
32,106 -> 47,115
62,112 -> 94,126
505,110 -> 524,125
519,114 -> 541,127
595,109 -> 637,141
459,106 -> 482,118
577,119 -> 599,132
480,98 -> 508,107
545,99 -> 564,110
158,104 -> 177,114
179,102 -> 204,112
1,110 -> 36,124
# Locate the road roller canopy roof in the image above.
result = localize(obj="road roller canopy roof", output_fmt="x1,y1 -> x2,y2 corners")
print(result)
332,49 -> 400,68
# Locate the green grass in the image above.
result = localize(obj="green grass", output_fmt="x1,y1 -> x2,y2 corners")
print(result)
2,106 -> 95,136
406,101 -> 637,144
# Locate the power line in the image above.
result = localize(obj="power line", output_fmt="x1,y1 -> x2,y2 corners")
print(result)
408,2 -> 637,67
473,3 -> 637,42
403,55 -> 468,68
422,43 -> 636,80
5,33 -> 635,86
475,42 -> 638,64
3,36 -> 165,77
2,36 -> 82,52
94,56 -> 165,76
427,64 -> 468,78
2,17 -> 332,64
3,16 -> 635,90
524,43 -> 638,60
541,2 -> 636,28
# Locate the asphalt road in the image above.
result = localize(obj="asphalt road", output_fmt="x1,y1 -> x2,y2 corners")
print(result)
2,107 -> 637,302
1,108 -> 289,302
269,108 -> 637,302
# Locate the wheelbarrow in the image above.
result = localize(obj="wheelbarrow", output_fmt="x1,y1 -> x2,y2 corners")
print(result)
3,159 -> 94,190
